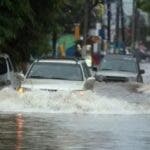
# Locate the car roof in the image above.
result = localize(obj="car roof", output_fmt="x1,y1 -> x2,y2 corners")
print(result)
35,57 -> 85,64
103,54 -> 136,61
0,53 -> 9,59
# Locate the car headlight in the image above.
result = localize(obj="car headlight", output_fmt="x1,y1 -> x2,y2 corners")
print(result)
17,87 -> 24,94
17,87 -> 31,94
71,90 -> 85,96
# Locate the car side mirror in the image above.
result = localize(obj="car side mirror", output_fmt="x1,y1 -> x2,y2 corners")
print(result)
84,77 -> 95,90
17,72 -> 25,81
92,67 -> 97,72
140,69 -> 145,74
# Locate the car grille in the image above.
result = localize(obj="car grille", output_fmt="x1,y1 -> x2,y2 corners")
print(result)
104,76 -> 128,82
41,89 -> 58,92
48,89 -> 58,92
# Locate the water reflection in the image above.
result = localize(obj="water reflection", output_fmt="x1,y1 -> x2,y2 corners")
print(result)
15,113 -> 24,150
0,114 -> 150,150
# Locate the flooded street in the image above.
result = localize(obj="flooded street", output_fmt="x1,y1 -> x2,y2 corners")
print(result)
1,114 -> 150,150
1,0 -> 150,149
0,63 -> 150,150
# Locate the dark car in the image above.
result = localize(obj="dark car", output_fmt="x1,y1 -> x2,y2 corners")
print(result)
95,54 -> 145,83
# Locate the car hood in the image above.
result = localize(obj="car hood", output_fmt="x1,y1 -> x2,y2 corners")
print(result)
96,70 -> 137,78
21,79 -> 85,91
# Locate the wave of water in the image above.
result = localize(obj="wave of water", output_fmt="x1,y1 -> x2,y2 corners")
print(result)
0,83 -> 150,114
0,63 -> 150,114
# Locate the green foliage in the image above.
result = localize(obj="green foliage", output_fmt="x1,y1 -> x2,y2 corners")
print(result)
0,0 -> 103,65
137,0 -> 150,13
0,0 -> 32,44
0,0 -> 68,63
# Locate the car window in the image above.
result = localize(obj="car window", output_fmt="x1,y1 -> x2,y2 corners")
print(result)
82,62 -> 91,78
27,62 -> 83,81
0,57 -> 7,75
100,58 -> 138,73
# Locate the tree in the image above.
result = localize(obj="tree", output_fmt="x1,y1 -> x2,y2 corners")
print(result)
137,0 -> 150,13
0,0 -> 32,49
0,0 -> 104,71
0,0 -> 68,69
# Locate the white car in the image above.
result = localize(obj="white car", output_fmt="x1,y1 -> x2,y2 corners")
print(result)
0,53 -> 20,89
95,54 -> 145,83
18,58 -> 95,92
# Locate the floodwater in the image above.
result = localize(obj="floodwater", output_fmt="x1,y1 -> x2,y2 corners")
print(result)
0,63 -> 150,150
1,113 -> 150,150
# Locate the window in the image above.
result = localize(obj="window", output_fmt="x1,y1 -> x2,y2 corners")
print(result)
27,62 -> 83,81
0,58 -> 7,74
100,58 -> 137,73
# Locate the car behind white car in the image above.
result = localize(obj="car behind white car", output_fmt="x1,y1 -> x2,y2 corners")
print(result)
95,54 -> 145,83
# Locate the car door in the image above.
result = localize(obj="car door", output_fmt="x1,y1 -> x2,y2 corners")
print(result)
0,57 -> 8,85
7,57 -> 20,88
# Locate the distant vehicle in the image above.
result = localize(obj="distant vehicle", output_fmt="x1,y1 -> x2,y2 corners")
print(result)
0,54 -> 20,88
95,54 -> 145,83
18,57 -> 95,93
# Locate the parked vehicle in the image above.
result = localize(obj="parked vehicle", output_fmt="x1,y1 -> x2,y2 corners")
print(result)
18,57 -> 95,93
0,53 -> 20,88
95,54 -> 145,83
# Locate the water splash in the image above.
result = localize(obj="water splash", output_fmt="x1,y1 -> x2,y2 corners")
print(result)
0,85 -> 150,114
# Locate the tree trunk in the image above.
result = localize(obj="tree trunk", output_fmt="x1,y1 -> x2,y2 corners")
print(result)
52,31 -> 57,57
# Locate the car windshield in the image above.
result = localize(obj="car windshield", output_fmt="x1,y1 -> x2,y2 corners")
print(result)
27,62 -> 83,81
100,58 -> 138,73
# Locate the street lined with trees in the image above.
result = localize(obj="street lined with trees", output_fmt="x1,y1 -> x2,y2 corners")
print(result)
0,0 -> 149,70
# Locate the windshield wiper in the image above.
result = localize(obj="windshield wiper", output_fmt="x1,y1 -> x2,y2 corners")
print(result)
119,69 -> 128,72
29,75 -> 46,79
49,77 -> 69,80
29,76 -> 74,80
101,68 -> 112,71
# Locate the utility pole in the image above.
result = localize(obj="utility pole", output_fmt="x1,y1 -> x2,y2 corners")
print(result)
107,0 -> 111,45
120,0 -> 125,54
115,0 -> 120,52
131,0 -> 137,50
120,0 -> 125,43
82,0 -> 89,57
